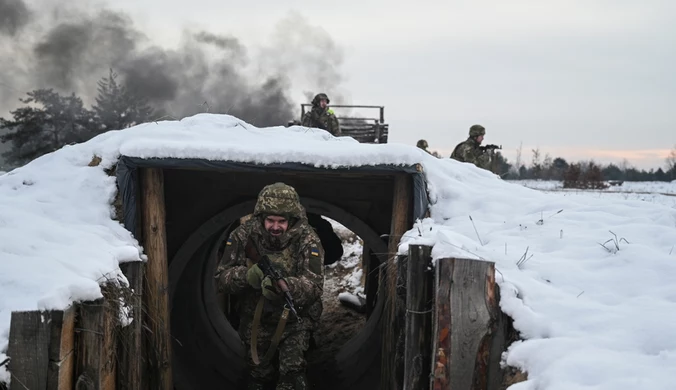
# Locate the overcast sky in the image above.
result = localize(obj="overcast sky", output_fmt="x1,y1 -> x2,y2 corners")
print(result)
3,0 -> 675,170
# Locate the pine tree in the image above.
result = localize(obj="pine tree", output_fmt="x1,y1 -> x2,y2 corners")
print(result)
92,69 -> 154,131
0,89 -> 96,166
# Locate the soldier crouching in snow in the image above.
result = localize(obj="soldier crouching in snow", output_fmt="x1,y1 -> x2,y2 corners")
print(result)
451,124 -> 492,170
215,182 -> 325,390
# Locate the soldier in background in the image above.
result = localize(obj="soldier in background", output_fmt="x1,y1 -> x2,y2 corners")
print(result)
416,139 -> 429,153
451,124 -> 492,170
301,93 -> 341,136
416,139 -> 442,158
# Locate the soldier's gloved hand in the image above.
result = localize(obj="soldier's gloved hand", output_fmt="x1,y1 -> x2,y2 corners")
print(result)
246,264 -> 264,289
261,277 -> 281,301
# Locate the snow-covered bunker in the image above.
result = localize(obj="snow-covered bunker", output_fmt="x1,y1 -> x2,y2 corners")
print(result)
3,112 -> 535,390
4,113 -> 676,390
116,154 -> 428,389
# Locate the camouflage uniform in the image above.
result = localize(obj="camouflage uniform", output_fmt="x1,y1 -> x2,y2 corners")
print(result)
450,124 -> 490,169
301,93 -> 341,136
216,183 -> 325,390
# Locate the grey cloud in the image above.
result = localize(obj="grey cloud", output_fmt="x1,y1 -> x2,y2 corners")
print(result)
0,0 -> 31,36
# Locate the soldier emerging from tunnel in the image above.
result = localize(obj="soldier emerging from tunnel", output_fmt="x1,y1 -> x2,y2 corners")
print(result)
215,182 -> 325,390
301,93 -> 341,136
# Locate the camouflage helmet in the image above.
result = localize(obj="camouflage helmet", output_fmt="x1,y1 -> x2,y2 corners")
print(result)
469,124 -> 485,137
416,139 -> 428,149
253,182 -> 304,220
311,93 -> 330,106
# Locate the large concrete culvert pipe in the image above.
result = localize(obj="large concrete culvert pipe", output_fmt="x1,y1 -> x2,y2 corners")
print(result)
168,198 -> 389,390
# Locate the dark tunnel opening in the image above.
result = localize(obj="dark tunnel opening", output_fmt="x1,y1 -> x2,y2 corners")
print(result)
168,198 -> 389,390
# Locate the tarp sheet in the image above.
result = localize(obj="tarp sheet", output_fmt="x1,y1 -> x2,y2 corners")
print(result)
116,156 -> 430,238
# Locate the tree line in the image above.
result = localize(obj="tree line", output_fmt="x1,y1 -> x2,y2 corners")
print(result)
417,140 -> 676,182
2,79 -> 675,183
0,69 -> 156,169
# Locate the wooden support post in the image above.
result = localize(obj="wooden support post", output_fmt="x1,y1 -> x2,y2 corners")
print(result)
118,261 -> 146,390
74,298 -> 117,390
141,167 -> 173,390
431,258 -> 502,390
7,308 -> 75,390
361,244 -> 377,319
48,307 -> 76,390
381,173 -> 411,390
395,253 -> 408,388
403,245 -> 434,390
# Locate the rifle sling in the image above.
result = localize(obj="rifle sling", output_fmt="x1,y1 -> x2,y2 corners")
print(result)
251,295 -> 290,365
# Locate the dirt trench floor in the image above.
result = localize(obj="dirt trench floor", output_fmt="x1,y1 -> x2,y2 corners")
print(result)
306,226 -> 366,364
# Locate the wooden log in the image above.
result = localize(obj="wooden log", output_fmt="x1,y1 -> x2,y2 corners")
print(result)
74,297 -> 118,390
431,257 -> 501,390
361,244 -> 379,319
117,261 -> 146,390
7,311 -> 50,390
403,245 -> 433,390
395,254 -> 408,388
48,307 -> 76,390
381,173 -> 412,390
140,167 -> 173,390
7,308 -> 75,390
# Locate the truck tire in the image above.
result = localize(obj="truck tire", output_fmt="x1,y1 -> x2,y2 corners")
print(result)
169,199 -> 388,390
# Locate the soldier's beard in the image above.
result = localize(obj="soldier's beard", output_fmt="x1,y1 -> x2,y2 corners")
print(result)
265,228 -> 287,249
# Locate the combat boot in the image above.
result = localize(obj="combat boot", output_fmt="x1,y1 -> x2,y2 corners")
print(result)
276,372 -> 308,390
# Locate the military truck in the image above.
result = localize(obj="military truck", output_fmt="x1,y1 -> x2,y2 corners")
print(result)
287,104 -> 390,144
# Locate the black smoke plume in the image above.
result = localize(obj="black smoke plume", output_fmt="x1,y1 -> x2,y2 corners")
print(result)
0,0 -> 31,36
0,3 -> 345,127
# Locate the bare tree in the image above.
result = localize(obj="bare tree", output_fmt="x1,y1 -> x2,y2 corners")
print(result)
531,147 -> 542,179
620,158 -> 631,172
542,153 -> 553,179
666,145 -> 676,179
514,141 -> 523,177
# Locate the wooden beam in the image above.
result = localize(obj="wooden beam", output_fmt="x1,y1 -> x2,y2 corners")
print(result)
7,308 -> 75,390
74,297 -> 117,390
118,261 -> 146,390
141,167 -> 173,390
395,253 -> 408,388
48,307 -> 76,390
403,245 -> 433,390
7,310 -> 50,390
381,173 -> 411,390
361,244 -> 379,319
431,258 -> 501,390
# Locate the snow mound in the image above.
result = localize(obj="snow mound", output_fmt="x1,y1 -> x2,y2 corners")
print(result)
1,113 -> 675,388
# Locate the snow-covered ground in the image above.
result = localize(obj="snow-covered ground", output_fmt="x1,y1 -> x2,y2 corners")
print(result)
512,179 -> 676,194
325,217 -> 366,300
1,114 -> 675,388
509,180 -> 676,210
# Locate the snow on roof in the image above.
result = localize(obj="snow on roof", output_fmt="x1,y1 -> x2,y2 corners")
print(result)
1,113 -> 676,387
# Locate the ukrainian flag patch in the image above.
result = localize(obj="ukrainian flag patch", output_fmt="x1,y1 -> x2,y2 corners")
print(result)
310,247 -> 319,257
226,238 -> 233,246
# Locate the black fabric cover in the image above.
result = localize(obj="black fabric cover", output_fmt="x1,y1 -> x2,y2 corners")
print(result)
116,156 -> 430,238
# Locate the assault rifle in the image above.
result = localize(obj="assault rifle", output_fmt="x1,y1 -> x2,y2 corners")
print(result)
480,144 -> 502,152
244,239 -> 301,322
